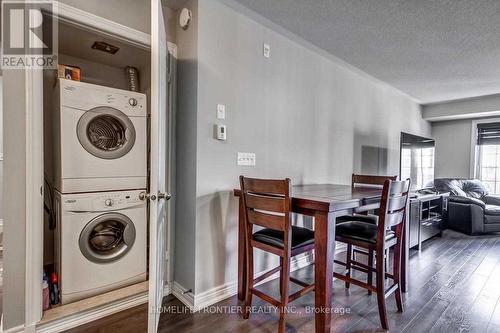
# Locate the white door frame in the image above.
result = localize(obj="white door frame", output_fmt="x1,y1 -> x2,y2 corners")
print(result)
24,2 -> 173,330
25,63 -> 45,333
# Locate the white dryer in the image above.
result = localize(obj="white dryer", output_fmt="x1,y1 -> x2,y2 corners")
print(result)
53,79 -> 147,193
54,190 -> 147,304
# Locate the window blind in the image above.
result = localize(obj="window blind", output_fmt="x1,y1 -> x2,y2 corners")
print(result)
477,122 -> 500,145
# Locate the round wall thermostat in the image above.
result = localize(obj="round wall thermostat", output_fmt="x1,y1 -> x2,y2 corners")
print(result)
179,8 -> 192,30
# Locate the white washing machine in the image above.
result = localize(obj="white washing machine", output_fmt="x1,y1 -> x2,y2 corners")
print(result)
54,189 -> 147,304
53,79 -> 147,193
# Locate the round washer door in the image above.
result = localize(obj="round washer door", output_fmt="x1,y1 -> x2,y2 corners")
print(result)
79,212 -> 136,264
76,107 -> 136,159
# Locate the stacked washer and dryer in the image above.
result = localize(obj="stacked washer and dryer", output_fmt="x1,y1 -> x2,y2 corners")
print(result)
52,79 -> 148,304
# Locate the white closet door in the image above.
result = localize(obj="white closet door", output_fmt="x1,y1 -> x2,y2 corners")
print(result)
148,0 -> 169,331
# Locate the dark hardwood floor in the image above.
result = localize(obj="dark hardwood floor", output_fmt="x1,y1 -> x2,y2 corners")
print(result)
65,230 -> 500,333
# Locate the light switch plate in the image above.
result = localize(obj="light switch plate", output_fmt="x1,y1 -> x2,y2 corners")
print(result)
237,152 -> 256,166
263,43 -> 270,58
217,104 -> 226,119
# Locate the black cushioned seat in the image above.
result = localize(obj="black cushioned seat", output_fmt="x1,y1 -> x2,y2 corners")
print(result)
336,221 -> 395,244
253,226 -> 314,249
337,213 -> 378,225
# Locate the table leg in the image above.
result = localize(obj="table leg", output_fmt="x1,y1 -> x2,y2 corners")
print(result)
314,211 -> 336,333
237,195 -> 246,301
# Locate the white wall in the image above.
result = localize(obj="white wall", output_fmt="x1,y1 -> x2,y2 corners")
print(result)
174,0 -> 431,296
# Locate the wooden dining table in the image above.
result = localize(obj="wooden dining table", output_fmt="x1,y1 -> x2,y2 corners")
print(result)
234,184 -> 408,333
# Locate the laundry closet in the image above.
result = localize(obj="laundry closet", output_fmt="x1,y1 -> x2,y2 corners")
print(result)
39,6 -> 176,326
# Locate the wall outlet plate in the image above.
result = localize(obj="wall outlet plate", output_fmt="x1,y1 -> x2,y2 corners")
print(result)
237,152 -> 256,166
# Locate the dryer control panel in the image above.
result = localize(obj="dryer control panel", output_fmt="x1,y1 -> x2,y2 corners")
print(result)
61,190 -> 145,212
59,79 -> 147,117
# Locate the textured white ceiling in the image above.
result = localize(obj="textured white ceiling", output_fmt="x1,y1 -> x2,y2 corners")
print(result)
230,0 -> 500,104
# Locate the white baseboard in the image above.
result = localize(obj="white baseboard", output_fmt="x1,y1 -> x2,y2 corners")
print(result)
194,280 -> 237,311
172,281 -> 195,308
35,291 -> 148,333
173,253 -> 314,311
2,324 -> 26,333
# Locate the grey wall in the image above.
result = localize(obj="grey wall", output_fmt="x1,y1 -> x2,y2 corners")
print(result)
173,0 -> 431,295
173,0 -> 198,292
3,70 -> 28,330
431,119 -> 473,179
58,0 -> 151,34
425,93 -> 500,179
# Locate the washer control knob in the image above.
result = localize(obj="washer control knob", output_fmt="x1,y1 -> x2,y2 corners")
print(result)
105,199 -> 114,207
129,98 -> 138,107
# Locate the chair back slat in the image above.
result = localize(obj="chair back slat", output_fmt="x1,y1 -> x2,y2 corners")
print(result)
242,177 -> 289,195
247,210 -> 286,231
385,210 -> 405,227
387,195 -> 408,212
240,176 -> 291,234
245,193 -> 287,213
378,179 -> 411,232
389,180 -> 411,195
352,174 -> 397,188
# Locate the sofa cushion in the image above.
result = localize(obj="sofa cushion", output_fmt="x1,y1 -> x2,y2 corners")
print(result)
483,195 -> 500,206
462,179 -> 489,199
434,178 -> 488,198
449,196 -> 485,208
484,213 -> 500,224
434,178 -> 467,196
485,205 -> 500,216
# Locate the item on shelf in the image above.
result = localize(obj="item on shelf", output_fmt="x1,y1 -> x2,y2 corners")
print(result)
50,272 -> 59,305
43,273 -> 50,310
126,66 -> 140,91
58,64 -> 81,81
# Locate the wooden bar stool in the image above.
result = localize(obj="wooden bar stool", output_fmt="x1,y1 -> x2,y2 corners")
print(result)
337,174 -> 397,293
334,179 -> 410,329
337,174 -> 398,224
239,176 -> 315,333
